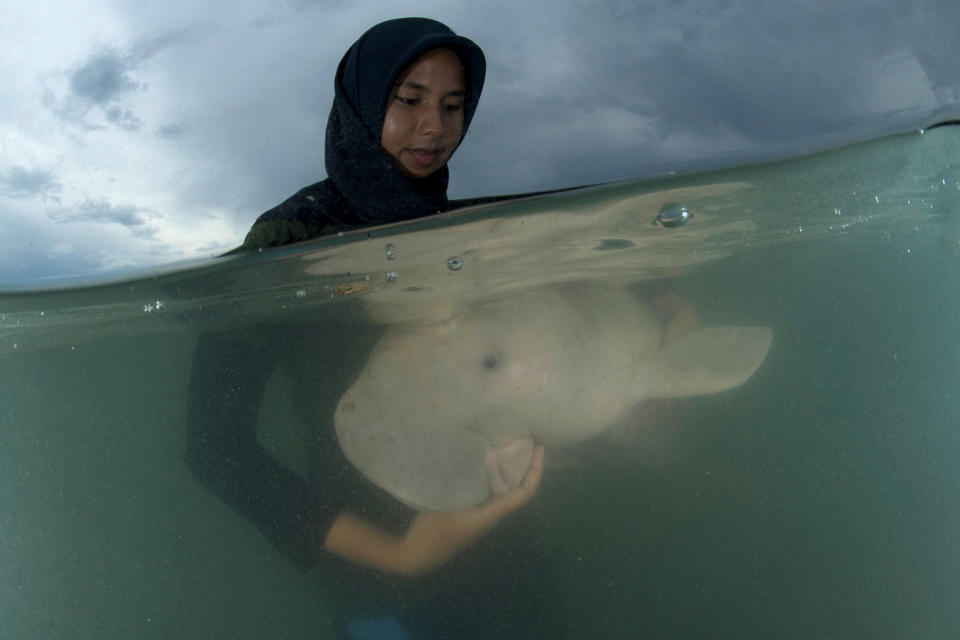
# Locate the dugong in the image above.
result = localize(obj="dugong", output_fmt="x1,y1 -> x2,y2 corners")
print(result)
335,285 -> 772,511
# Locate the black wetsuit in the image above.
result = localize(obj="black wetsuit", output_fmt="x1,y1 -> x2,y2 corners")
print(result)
184,18 -> 565,639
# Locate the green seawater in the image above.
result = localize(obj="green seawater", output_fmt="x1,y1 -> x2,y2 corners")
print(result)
2,125 -> 959,639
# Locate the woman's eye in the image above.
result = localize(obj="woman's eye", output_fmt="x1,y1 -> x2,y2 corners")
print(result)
443,103 -> 463,112
396,96 -> 419,106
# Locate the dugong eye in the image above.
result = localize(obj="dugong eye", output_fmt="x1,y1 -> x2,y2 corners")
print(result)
483,355 -> 500,370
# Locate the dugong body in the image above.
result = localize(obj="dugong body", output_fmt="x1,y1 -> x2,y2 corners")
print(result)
335,285 -> 772,511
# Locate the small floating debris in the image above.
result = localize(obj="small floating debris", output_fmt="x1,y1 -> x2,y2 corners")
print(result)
594,239 -> 636,251
446,256 -> 464,271
335,280 -> 370,296
385,271 -> 399,283
654,203 -> 692,228
385,244 -> 397,260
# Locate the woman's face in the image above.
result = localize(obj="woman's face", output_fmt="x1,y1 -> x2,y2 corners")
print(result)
381,48 -> 466,179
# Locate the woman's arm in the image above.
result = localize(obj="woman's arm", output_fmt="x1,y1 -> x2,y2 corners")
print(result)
323,446 -> 545,576
185,328 -> 327,571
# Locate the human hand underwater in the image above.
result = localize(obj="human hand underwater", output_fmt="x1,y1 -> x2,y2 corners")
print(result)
485,437 -> 539,497
323,446 -> 544,577
398,445 -> 545,576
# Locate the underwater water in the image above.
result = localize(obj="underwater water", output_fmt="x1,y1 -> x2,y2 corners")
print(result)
2,124 -> 959,639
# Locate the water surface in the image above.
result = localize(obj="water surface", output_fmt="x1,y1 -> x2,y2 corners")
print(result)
2,124 -> 959,639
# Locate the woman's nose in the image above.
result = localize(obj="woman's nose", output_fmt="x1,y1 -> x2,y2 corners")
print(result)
417,106 -> 444,135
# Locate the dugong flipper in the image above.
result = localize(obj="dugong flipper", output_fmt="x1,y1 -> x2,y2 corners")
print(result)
334,286 -> 772,511
632,326 -> 773,399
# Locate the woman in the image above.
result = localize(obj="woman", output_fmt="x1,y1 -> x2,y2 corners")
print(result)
187,17 -> 559,639
239,17 -> 498,249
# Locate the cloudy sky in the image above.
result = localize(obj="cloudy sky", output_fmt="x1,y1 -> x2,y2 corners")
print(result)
1,0 -> 958,285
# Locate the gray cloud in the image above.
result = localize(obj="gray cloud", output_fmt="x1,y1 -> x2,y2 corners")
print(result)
129,30 -> 196,65
445,0 -> 960,197
68,49 -> 140,105
105,105 -> 143,131
76,198 -> 151,227
157,122 -> 188,138
0,167 -> 62,199
50,30 -> 193,131
0,214 -> 142,285
49,197 -> 153,228
194,239 -> 233,255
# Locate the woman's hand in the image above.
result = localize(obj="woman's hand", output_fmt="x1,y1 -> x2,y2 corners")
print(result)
398,445 -> 545,576
324,446 -> 545,577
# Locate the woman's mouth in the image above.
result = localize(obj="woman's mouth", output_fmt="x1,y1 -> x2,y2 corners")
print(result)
408,148 -> 440,167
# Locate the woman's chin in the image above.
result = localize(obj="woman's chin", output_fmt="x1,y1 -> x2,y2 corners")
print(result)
398,161 -> 440,179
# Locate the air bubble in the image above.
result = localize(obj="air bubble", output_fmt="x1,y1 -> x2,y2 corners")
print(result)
385,271 -> 399,282
385,244 -> 397,260
655,203 -> 692,228
446,256 -> 464,271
